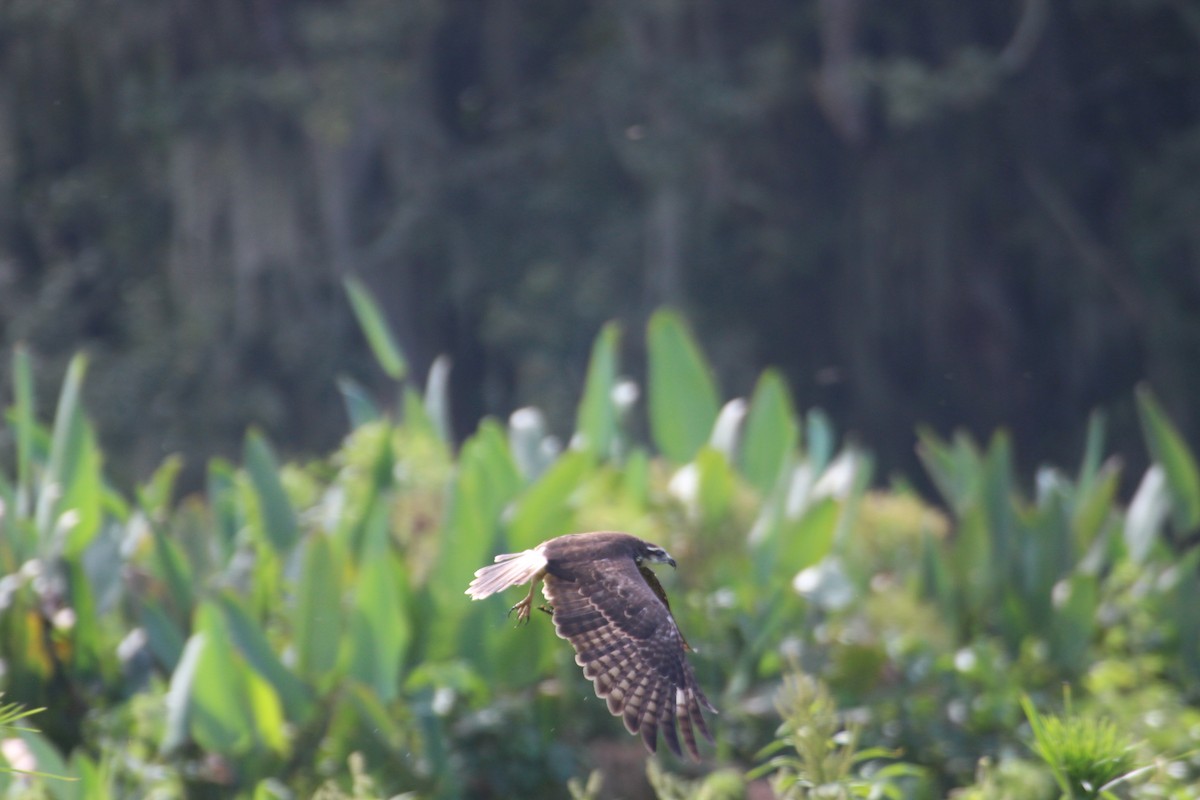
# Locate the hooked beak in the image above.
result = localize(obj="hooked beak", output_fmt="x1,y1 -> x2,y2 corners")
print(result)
667,556 -> 677,569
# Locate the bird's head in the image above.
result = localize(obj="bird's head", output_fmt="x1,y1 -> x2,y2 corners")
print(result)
637,541 -> 676,569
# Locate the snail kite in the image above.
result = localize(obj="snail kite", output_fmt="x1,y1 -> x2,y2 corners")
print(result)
465,531 -> 715,760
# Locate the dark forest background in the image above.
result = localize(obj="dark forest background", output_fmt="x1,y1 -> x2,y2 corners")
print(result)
2,0 -> 1198,488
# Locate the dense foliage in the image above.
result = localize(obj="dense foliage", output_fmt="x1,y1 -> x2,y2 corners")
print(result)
2,300 -> 1200,798
2,0 -> 1200,484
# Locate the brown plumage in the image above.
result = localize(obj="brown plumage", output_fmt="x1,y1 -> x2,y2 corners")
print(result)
465,531 -> 716,760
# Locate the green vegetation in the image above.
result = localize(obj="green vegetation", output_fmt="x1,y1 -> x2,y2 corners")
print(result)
2,294 -> 1200,798
4,0 -> 1200,493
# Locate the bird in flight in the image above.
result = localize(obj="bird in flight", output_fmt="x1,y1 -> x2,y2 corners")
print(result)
465,531 -> 715,760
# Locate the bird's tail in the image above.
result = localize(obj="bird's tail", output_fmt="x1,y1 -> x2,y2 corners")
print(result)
465,548 -> 548,599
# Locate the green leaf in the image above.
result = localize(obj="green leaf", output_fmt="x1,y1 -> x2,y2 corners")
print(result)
1136,386 -> 1200,533
187,604 -> 286,756
436,421 -> 521,595
187,618 -> 253,755
41,354 -> 102,557
137,455 -> 183,522
151,529 -> 194,625
1072,461 -> 1119,556
294,534 -> 344,686
140,600 -> 186,672
1050,573 -> 1097,672
695,446 -> 736,525
216,594 -> 314,724
345,275 -> 408,380
507,450 -> 590,551
646,309 -> 720,463
243,431 -> 299,554
575,322 -> 621,458
345,551 -> 410,703
45,354 -> 89,509
778,497 -> 840,577
740,369 -> 800,495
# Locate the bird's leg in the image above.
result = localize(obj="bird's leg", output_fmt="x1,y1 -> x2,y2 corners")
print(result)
508,570 -> 546,625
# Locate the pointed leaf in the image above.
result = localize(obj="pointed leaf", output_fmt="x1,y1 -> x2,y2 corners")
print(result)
575,322 -> 621,458
646,309 -> 720,463
345,275 -> 408,380
346,552 -> 410,703
294,534 -> 344,685
740,369 -> 800,495
217,594 -> 313,723
1137,386 -> 1200,532
244,431 -> 298,554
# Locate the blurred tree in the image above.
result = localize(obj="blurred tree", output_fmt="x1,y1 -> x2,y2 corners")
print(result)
0,0 -> 1197,485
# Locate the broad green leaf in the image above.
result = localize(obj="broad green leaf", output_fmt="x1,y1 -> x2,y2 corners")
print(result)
777,497 -> 840,577
242,664 -> 287,754
189,604 -> 286,755
622,447 -> 651,508
40,354 -> 101,556
345,275 -> 408,380
695,446 -> 736,526
244,431 -> 299,554
152,530 -> 194,624
507,450 -> 590,551
45,354 -> 88,510
59,421 -> 103,557
1072,461 -> 1119,555
64,560 -> 104,681
216,594 -> 313,723
740,369 -> 799,495
436,421 -> 520,594
1137,386 -> 1200,532
294,534 -> 344,686
188,613 -> 253,755
140,600 -> 186,672
646,309 -> 720,463
346,553 -> 410,703
575,322 -> 621,458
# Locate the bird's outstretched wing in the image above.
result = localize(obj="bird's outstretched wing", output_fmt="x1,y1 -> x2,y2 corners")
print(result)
541,557 -> 715,760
